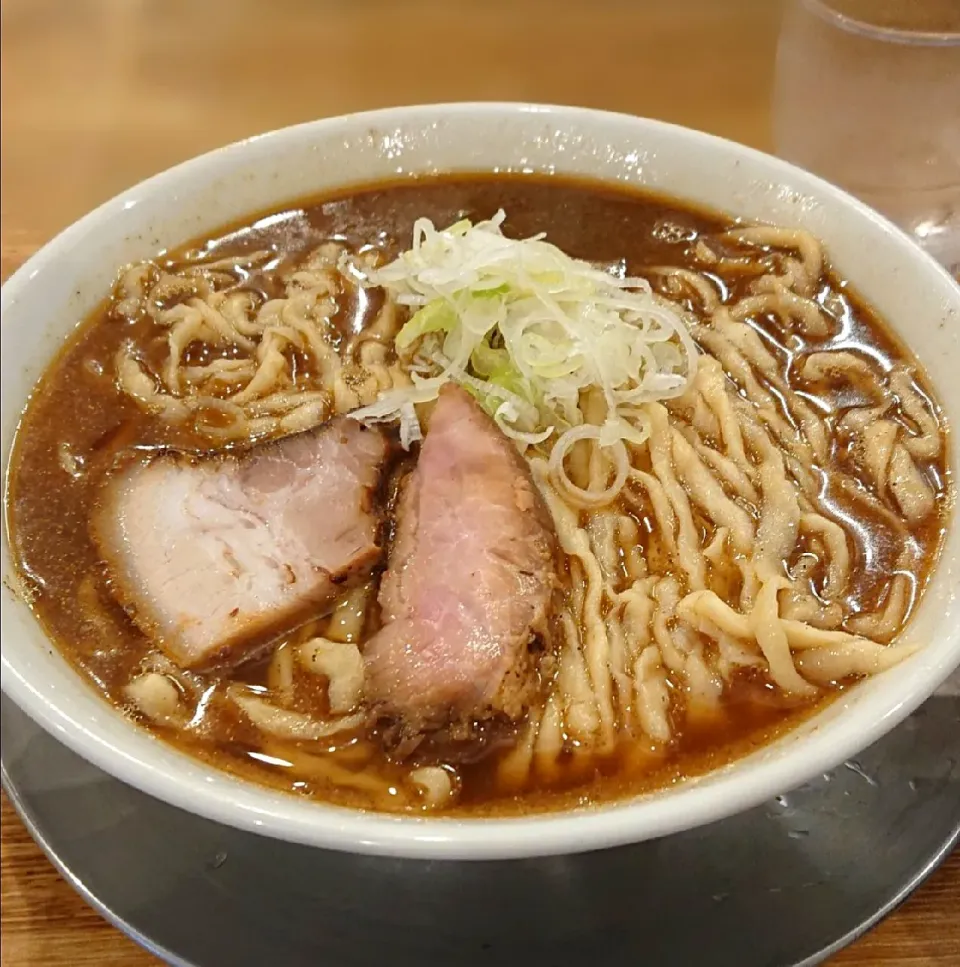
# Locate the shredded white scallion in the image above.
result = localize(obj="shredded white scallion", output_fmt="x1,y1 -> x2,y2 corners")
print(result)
345,210 -> 698,504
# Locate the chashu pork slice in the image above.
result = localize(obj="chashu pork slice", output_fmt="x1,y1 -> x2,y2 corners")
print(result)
93,418 -> 387,669
363,384 -> 557,736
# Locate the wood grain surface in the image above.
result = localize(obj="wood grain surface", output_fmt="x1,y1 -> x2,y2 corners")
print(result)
1,1 -> 957,964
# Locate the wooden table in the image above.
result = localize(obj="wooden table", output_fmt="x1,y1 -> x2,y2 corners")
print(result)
1,1 -> 957,963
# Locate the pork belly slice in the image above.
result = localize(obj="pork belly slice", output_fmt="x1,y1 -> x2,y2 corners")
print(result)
93,418 -> 387,669
363,384 -> 557,736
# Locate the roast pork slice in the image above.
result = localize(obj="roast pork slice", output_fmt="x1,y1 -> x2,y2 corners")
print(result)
93,418 -> 387,669
363,384 -> 557,736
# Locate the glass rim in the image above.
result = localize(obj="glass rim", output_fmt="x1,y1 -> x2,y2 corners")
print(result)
804,0 -> 960,46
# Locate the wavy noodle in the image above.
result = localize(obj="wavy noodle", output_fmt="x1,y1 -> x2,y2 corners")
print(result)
125,672 -> 183,725
299,638 -> 364,713
492,221 -> 944,790
633,646 -> 673,743
229,686 -> 365,741
105,219 -> 943,806
111,244 -> 406,441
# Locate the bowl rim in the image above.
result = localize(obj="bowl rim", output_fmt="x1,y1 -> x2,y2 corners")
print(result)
3,101 -> 959,860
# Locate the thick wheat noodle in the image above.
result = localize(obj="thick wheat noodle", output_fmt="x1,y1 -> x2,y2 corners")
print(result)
114,262 -> 157,318
555,610 -> 602,741
141,651 -> 207,694
584,387 -> 616,498
834,474 -> 911,544
694,323 -> 814,472
534,461 -> 616,745
797,640 -> 920,684
779,588 -> 844,630
839,405 -> 897,492
533,694 -> 565,777
716,632 -> 765,679
702,526 -> 729,564
684,432 -> 760,504
278,400 -> 330,434
847,573 -> 914,642
714,316 -> 829,461
192,398 -> 248,439
299,639 -> 364,713
215,291 -> 266,338
694,238 -> 768,274
332,365 -> 396,414
750,578 -> 817,695
114,245 -> 380,440
652,576 -> 721,708
633,646 -> 672,743
261,741 -> 400,804
618,514 -> 648,582
720,226 -> 823,298
116,348 -> 190,421
669,426 -> 755,553
165,312 -> 217,391
576,546 -> 617,747
565,436 -> 593,492
627,471 -> 679,565
679,587 -> 902,673
733,283 -> 831,338
146,276 -> 206,322
694,356 -> 753,475
359,342 -> 389,367
890,367 -> 942,460
230,344 -> 287,403
862,420 -> 900,494
617,578 -> 656,656
185,250 -> 274,276
604,614 -> 634,722
650,581 -> 687,677
798,513 -> 850,599
569,557 -> 587,626
669,385 -> 722,440
781,531 -> 844,628
744,449 -> 801,620
282,299 -> 341,376
194,298 -> 258,351
229,686 -> 365,740
183,359 -> 256,388
497,714 -> 539,792
888,444 -> 936,522
104,222 -> 941,806
125,673 -> 183,725
660,577 -> 722,707
588,512 -> 622,592
649,266 -> 722,311
801,351 -> 876,385
696,356 -> 753,464
645,404 -> 706,590
246,389 -> 329,416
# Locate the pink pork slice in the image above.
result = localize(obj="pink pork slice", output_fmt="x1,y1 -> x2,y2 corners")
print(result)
93,418 -> 387,669
363,384 -> 557,734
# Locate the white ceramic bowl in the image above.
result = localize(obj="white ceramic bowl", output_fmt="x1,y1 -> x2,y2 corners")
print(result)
2,104 -> 959,860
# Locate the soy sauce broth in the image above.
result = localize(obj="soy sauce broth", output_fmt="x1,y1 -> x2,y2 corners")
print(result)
7,175 -> 950,815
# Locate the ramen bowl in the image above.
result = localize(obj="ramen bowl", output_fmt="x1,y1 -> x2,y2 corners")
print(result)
2,103 -> 958,859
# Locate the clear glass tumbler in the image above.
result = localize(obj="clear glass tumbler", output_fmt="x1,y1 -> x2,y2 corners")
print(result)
773,0 -> 960,271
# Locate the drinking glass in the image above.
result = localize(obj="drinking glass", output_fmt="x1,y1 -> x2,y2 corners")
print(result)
774,0 -> 960,271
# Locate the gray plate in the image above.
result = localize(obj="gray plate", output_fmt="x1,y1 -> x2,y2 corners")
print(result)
2,693 -> 958,967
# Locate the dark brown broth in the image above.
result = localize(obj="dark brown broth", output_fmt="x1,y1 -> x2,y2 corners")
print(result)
6,175 -> 950,815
